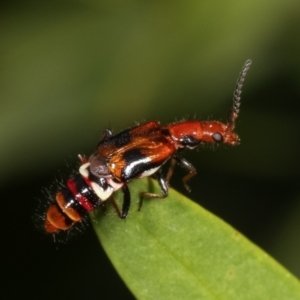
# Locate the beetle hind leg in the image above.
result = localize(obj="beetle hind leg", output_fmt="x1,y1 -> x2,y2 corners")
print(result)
110,185 -> 131,219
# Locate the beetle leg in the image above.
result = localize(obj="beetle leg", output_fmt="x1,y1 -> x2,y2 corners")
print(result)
102,128 -> 113,140
165,157 -> 177,183
139,168 -> 168,211
120,185 -> 131,219
97,128 -> 113,145
173,155 -> 197,192
109,185 -> 131,218
110,196 -> 121,216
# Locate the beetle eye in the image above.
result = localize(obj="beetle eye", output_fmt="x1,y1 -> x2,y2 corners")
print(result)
212,132 -> 223,143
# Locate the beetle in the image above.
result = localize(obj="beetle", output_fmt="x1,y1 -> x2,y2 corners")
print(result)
41,60 -> 252,238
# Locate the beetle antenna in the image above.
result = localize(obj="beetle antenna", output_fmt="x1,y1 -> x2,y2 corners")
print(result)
227,59 -> 252,131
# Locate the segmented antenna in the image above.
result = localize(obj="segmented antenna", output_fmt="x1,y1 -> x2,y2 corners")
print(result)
227,59 -> 252,130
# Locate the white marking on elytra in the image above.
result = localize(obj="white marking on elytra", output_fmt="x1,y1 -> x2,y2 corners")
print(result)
139,166 -> 160,178
78,159 -> 159,202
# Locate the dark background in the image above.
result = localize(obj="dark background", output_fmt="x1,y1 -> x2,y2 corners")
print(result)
1,1 -> 300,299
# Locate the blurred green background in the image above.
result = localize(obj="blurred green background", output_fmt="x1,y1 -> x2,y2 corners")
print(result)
1,1 -> 300,299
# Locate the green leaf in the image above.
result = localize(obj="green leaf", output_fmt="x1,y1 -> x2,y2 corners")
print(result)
92,179 -> 300,300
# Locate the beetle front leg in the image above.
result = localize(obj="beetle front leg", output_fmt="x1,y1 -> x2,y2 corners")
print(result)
139,168 -> 168,211
173,155 -> 197,192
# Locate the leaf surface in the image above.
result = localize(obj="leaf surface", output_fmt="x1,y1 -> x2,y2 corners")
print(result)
92,179 -> 300,300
